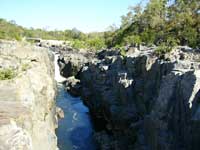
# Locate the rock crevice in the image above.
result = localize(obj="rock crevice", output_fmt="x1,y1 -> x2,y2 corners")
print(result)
59,46 -> 200,150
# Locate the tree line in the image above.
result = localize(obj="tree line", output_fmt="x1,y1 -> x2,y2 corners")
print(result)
105,0 -> 200,51
0,0 -> 199,51
0,18 -> 106,50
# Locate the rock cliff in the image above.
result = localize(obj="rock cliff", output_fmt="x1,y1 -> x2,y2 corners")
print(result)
58,49 -> 95,78
60,46 -> 200,150
0,41 -> 58,150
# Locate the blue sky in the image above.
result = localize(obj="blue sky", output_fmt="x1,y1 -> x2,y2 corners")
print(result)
0,0 -> 142,33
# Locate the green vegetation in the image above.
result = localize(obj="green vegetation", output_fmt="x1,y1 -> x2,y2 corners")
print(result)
71,37 -> 105,50
72,40 -> 87,49
21,63 -> 30,71
155,44 -> 171,56
86,38 -> 106,50
0,19 -> 23,41
114,45 -> 126,57
0,0 -> 199,52
104,0 -> 200,51
124,35 -> 141,47
0,68 -> 16,80
120,48 -> 126,57
0,19 -> 87,41
155,36 -> 179,56
0,19 -> 105,50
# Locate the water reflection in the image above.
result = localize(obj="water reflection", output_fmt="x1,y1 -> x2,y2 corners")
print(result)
56,84 -> 96,150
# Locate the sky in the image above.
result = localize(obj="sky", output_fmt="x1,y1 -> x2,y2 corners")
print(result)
0,0 -> 142,33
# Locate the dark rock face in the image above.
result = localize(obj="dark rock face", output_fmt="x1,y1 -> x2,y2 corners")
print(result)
57,50 -> 95,78
63,76 -> 81,97
58,46 -> 200,150
79,48 -> 200,150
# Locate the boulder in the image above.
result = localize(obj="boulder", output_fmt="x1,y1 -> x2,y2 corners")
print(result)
64,76 -> 81,97
58,52 -> 92,78
56,107 -> 64,119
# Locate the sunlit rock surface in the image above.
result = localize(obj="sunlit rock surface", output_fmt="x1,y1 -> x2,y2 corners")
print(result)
0,40 -> 58,150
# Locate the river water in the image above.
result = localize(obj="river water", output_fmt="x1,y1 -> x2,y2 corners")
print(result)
54,53 -> 96,150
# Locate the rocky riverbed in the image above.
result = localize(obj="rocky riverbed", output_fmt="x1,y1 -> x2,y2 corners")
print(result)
58,45 -> 200,150
0,40 -> 58,150
2,39 -> 199,150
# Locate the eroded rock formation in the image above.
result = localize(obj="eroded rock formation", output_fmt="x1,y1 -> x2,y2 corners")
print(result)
58,49 -> 95,78
0,40 -> 58,150
60,46 -> 200,150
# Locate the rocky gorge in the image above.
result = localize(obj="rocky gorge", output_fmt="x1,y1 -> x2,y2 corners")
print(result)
0,0 -> 199,149
0,40 -> 58,150
58,45 -> 200,150
1,39 -> 200,150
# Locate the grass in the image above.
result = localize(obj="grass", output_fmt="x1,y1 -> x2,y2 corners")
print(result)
0,68 -> 16,80
21,63 -> 30,71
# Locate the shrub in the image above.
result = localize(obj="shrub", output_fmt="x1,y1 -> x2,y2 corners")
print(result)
71,38 -> 105,51
141,31 -> 156,45
115,45 -> 126,57
120,48 -> 126,57
86,38 -> 105,50
71,39 -> 87,49
21,63 -> 30,71
0,68 -> 16,80
124,35 -> 142,46
155,44 -> 169,56
182,27 -> 197,48
166,37 -> 179,48
155,43 -> 173,57
155,37 -> 178,56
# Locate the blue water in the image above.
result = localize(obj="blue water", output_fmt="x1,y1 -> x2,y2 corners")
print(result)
56,84 -> 96,150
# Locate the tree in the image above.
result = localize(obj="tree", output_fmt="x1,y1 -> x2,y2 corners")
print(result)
167,0 -> 199,47
105,0 -> 199,49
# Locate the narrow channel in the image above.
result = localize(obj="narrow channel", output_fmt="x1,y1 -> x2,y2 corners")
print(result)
54,53 -> 96,150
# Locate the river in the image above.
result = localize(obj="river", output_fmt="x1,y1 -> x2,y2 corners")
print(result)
54,53 -> 96,150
